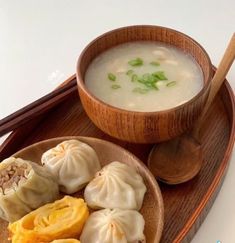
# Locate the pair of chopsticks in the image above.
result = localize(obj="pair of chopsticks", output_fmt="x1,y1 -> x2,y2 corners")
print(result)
0,77 -> 77,137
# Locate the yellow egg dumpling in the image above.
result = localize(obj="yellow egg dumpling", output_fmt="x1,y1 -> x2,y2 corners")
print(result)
8,196 -> 88,243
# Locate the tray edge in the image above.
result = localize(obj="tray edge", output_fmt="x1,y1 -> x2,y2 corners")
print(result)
173,81 -> 235,242
0,75 -> 234,243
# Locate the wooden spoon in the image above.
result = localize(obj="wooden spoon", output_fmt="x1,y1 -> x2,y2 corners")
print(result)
148,34 -> 235,185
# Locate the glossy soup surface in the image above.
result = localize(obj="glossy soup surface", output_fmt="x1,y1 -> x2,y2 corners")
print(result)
85,42 -> 203,112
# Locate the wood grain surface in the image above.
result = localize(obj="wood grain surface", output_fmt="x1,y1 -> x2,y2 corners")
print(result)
0,73 -> 234,242
0,77 -> 77,137
77,25 -> 212,143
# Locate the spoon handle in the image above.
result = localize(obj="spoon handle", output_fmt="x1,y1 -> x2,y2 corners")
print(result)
193,33 -> 235,140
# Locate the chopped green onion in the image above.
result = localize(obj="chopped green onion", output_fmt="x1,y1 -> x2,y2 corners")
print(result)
138,73 -> 158,84
126,70 -> 166,91
142,73 -> 151,82
126,70 -> 134,76
151,82 -> 159,90
166,81 -> 176,87
152,71 -> 168,80
137,77 -> 145,84
132,87 -> 149,94
131,74 -> 138,82
108,73 -> 116,81
135,73 -> 160,90
144,82 -> 154,88
138,74 -> 149,83
144,82 -> 159,90
150,61 -> 160,66
111,84 -> 121,89
128,58 -> 143,66
149,74 -> 158,83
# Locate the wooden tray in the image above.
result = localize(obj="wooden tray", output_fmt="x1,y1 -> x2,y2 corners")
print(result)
0,73 -> 235,243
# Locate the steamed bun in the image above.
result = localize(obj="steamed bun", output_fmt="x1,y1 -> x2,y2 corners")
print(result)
41,140 -> 101,194
80,208 -> 146,243
84,161 -> 146,210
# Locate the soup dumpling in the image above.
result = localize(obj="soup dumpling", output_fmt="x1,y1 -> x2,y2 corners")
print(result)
0,157 -> 59,222
41,140 -> 101,194
84,161 -> 147,210
80,208 -> 146,243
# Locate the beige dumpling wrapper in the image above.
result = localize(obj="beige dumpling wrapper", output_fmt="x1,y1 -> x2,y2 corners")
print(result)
80,208 -> 146,243
41,139 -> 101,194
84,161 -> 147,210
0,157 -> 59,222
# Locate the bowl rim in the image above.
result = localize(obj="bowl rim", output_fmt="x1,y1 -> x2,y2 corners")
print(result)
76,25 -> 213,115
12,135 -> 164,243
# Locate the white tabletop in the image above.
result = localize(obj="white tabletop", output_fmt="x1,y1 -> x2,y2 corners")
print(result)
0,1 -> 234,242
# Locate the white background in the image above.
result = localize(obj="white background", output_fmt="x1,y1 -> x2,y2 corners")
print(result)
0,0 -> 234,242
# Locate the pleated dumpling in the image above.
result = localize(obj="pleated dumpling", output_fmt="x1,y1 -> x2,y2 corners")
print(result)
80,208 -> 146,243
84,161 -> 147,210
8,196 -> 89,243
0,157 -> 59,222
41,140 -> 101,194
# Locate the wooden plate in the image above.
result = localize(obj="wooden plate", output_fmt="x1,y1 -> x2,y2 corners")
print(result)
0,68 -> 234,242
0,136 -> 164,243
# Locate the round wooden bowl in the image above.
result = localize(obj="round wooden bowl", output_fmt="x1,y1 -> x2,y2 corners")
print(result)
6,136 -> 164,243
76,25 -> 213,143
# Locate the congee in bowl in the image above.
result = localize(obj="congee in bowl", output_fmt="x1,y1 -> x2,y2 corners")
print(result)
85,41 -> 203,112
76,25 -> 212,143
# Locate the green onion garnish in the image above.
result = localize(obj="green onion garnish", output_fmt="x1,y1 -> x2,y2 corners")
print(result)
126,70 -> 134,76
144,74 -> 158,83
152,71 -> 168,80
151,82 -> 159,90
149,75 -> 158,83
108,73 -> 116,81
166,81 -> 176,87
142,73 -> 151,82
131,74 -> 138,82
128,58 -> 143,66
150,61 -> 160,66
111,84 -> 121,89
143,82 -> 159,90
136,73 -> 159,89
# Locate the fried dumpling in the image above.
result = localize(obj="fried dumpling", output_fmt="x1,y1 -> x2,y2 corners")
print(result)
41,140 -> 101,194
80,208 -> 146,243
84,161 -> 147,210
0,157 -> 59,222
8,196 -> 89,243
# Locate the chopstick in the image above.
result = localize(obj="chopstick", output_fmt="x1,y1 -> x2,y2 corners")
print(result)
0,77 -> 77,137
